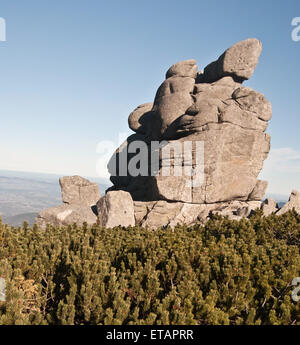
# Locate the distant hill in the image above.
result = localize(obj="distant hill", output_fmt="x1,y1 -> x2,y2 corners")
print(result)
0,170 -> 110,226
2,212 -> 38,227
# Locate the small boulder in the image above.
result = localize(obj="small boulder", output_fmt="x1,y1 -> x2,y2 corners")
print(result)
261,198 -> 278,216
128,102 -> 153,134
201,38 -> 262,83
97,191 -> 135,228
166,59 -> 198,79
219,38 -> 262,80
59,176 -> 100,206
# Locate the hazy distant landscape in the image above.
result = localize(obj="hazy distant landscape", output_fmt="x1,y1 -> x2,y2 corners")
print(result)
0,170 -> 110,226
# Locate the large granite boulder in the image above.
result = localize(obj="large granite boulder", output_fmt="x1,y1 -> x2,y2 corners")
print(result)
200,38 -> 262,83
35,176 -> 100,229
106,38 -> 272,228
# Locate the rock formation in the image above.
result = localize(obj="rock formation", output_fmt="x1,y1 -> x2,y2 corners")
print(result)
36,39 -> 300,230
102,38 -> 273,228
36,176 -> 100,229
276,190 -> 300,216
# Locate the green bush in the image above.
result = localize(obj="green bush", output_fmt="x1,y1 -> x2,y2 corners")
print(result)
0,210 -> 299,325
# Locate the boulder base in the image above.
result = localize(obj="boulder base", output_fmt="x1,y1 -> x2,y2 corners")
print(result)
36,204 -> 97,230
134,200 -> 261,229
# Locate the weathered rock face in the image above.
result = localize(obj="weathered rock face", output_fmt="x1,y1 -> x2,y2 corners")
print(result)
60,175 -> 100,206
166,59 -> 198,79
106,38 -> 272,228
128,103 -> 154,135
276,190 -> 300,216
199,38 -> 262,83
148,126 -> 270,204
219,38 -> 262,80
249,180 -> 269,201
97,191 -> 135,228
36,204 -> 98,230
152,72 -> 196,138
133,200 -> 261,229
36,176 -> 100,229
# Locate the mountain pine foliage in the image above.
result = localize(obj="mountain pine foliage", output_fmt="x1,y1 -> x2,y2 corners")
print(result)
0,210 -> 299,325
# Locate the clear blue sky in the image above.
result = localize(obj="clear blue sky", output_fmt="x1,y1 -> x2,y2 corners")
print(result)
0,0 -> 300,195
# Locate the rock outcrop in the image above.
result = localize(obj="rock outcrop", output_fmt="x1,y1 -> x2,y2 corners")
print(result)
276,190 -> 300,216
101,38 -> 273,228
35,40 -> 300,229
36,176 -> 100,229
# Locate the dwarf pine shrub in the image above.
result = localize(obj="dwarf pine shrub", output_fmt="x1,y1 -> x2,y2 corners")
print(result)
0,210 -> 299,325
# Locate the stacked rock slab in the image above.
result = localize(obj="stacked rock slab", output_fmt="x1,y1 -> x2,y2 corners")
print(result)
36,176 -> 100,229
102,38 -> 273,228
